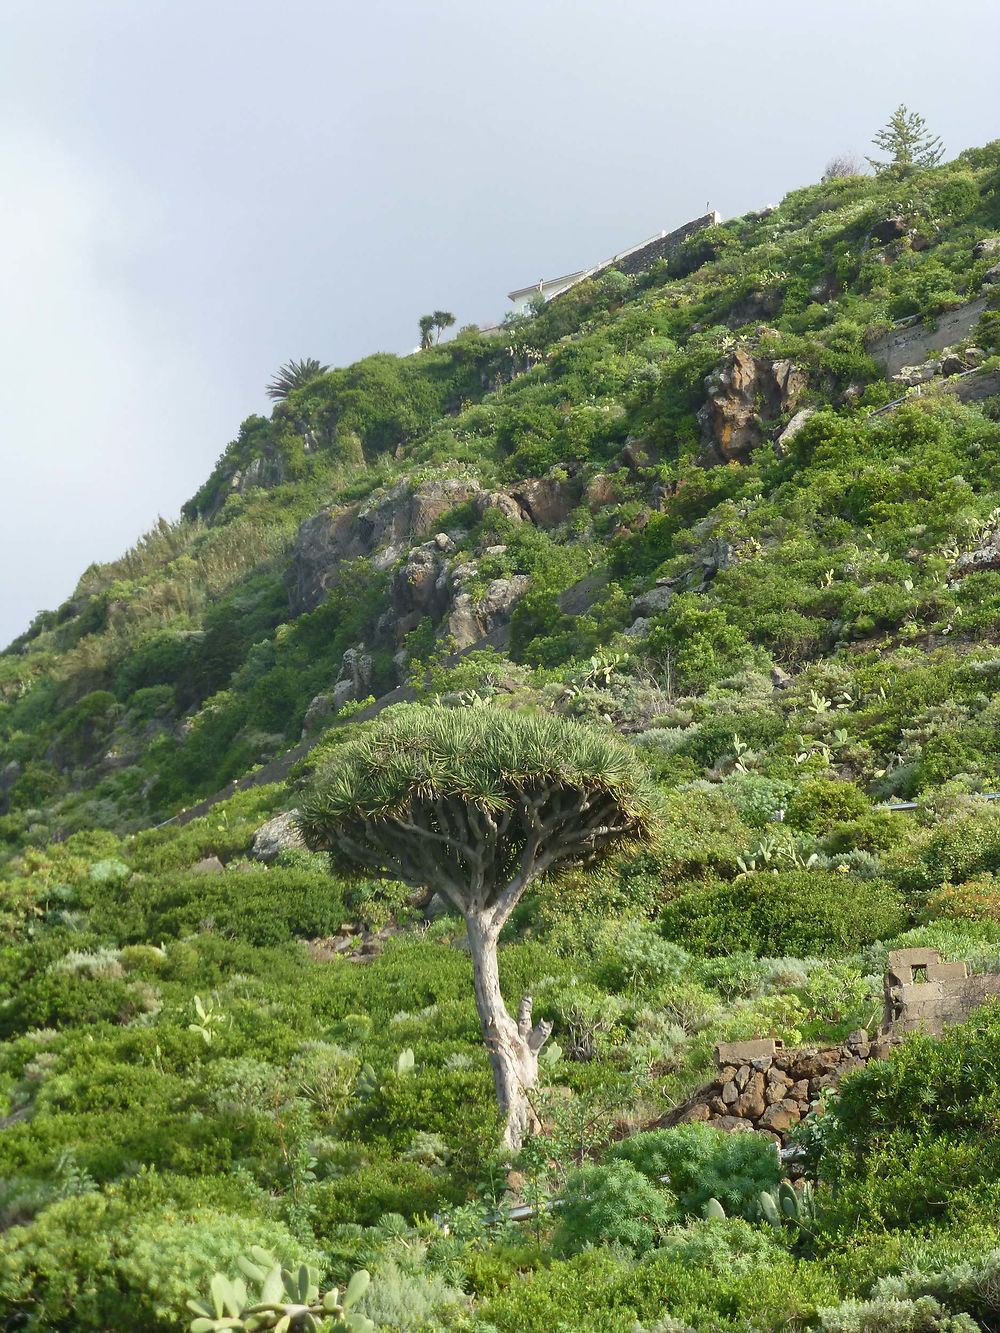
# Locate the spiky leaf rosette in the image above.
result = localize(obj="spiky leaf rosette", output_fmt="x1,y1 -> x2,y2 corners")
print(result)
298,706 -> 659,919
265,357 -> 330,401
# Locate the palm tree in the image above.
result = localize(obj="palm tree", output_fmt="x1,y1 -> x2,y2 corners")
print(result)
432,310 -> 456,343
418,315 -> 436,350
265,358 -> 330,401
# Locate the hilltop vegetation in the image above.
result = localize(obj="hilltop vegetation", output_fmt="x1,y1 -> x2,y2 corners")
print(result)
3,140 -> 1000,1330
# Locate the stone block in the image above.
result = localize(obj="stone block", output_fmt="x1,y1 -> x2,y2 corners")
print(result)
750,1056 -> 773,1072
759,1100 -> 801,1132
888,947 -> 941,972
734,1065 -> 752,1092
715,1038 -> 781,1066
680,1102 -> 711,1123
721,1081 -> 739,1105
710,1115 -> 755,1134
926,961 -> 969,982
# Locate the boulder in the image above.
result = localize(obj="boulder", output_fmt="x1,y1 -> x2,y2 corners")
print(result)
983,263 -> 1000,287
698,349 -> 806,464
190,855 -> 225,875
445,575 -> 531,650
301,694 -> 333,736
871,215 -> 908,243
973,236 -> 1000,261
892,361 -> 940,387
252,811 -> 306,864
513,466 -> 582,526
473,490 -> 525,524
775,408 -> 816,454
586,473 -> 617,510
630,583 -> 675,619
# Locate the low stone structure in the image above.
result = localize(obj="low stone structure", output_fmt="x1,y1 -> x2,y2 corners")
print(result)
866,297 -> 989,377
670,949 -> 1000,1147
882,946 -> 1000,1037
671,1033 -> 873,1147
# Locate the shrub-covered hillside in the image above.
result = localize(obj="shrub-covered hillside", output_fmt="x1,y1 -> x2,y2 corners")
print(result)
4,141 -> 1000,1331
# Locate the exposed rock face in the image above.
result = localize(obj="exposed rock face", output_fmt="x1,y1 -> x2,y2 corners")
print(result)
287,469 -> 581,616
512,465 -> 582,526
871,215 -> 908,243
390,537 -> 455,636
973,236 -> 1000,261
698,349 -> 806,464
287,478 -> 482,614
332,646 -> 374,710
983,263 -> 1000,287
446,575 -> 531,650
775,408 -> 816,454
301,694 -> 333,735
251,810 -> 307,864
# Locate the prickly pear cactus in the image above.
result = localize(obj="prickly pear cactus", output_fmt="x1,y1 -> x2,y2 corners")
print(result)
186,1247 -> 373,1332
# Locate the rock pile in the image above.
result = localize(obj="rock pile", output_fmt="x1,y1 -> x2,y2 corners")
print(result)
673,1033 -> 877,1146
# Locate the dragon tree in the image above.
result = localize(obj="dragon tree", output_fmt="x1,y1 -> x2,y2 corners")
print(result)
298,706 -> 658,1148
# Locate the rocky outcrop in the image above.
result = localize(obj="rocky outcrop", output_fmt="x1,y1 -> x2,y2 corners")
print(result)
332,646 -> 374,710
446,575 -> 531,650
286,478 -> 482,614
973,236 -> 1000,261
251,811 -> 306,864
698,349 -> 806,464
287,469 -> 582,615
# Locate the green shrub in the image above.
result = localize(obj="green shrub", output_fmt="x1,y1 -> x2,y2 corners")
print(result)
0,1186 -> 314,1332
606,1124 -> 781,1221
819,1006 -> 1000,1230
552,1160 -> 675,1257
785,779 -> 871,834
659,871 -> 909,956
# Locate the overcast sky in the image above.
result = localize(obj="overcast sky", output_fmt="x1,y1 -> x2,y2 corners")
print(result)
1,0 -> 997,648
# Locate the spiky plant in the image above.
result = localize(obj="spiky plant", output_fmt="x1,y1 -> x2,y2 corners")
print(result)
265,358 -> 330,401
299,705 -> 659,1148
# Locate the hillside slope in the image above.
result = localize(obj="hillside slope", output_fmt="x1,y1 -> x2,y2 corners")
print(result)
4,144 -> 1000,1332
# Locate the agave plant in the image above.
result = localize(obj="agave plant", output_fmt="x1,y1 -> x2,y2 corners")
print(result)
265,358 -> 330,401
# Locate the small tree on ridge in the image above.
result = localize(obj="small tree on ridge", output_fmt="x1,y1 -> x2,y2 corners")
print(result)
867,105 -> 944,175
298,706 -> 658,1149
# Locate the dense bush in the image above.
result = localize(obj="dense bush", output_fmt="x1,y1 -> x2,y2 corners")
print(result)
607,1124 -> 782,1221
659,871 -> 909,956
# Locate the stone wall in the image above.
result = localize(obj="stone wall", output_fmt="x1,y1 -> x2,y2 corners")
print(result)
670,1034 -> 874,1147
882,947 -> 1000,1037
589,210 -> 722,282
669,949 -> 1000,1149
867,298 -> 989,376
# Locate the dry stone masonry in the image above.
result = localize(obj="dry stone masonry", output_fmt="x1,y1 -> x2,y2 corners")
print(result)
671,950 -> 1000,1148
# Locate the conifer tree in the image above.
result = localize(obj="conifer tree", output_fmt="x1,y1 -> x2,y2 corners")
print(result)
867,105 -> 944,174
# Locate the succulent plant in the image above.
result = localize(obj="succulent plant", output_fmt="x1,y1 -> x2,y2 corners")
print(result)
187,1248 -> 373,1332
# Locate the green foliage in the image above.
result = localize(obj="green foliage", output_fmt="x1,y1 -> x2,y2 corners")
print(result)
867,105 -> 945,174
266,358 -> 331,401
606,1124 -> 782,1221
818,1005 -> 1000,1230
660,871 -> 909,956
187,1248 -> 373,1332
552,1159 -> 675,1256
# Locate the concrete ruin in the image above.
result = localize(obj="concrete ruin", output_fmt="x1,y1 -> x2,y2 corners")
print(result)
668,951 -> 1000,1149
881,946 -> 1000,1037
